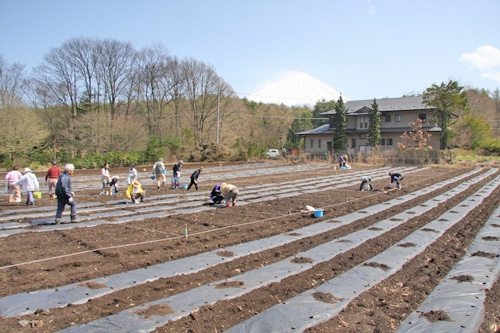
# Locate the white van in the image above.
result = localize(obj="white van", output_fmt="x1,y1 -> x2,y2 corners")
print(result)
265,149 -> 280,159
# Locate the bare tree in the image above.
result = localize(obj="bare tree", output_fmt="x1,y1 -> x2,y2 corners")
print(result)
181,58 -> 236,145
64,37 -> 100,114
97,39 -> 136,121
166,56 -> 186,137
0,55 -> 27,107
0,56 -> 48,163
136,45 -> 173,139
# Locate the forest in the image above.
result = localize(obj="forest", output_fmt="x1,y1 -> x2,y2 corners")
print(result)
1,37 -> 499,169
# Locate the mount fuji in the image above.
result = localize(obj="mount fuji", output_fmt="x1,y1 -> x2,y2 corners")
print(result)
247,71 -> 342,107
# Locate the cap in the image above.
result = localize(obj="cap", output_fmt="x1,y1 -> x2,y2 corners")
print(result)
179,160 -> 184,164
24,167 -> 32,173
130,163 -> 135,167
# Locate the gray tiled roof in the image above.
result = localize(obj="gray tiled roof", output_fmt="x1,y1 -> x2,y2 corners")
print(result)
295,124 -> 331,135
320,95 -> 433,116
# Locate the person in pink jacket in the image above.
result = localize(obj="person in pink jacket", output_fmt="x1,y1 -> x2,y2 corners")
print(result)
4,165 -> 23,203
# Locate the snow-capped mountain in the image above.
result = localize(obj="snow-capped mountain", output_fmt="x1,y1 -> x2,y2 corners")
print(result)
247,71 -> 342,107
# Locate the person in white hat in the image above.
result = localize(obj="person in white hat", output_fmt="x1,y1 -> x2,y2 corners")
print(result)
14,167 -> 40,206
126,179 -> 145,203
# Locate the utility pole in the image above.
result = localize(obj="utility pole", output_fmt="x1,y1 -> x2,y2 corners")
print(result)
216,90 -> 220,143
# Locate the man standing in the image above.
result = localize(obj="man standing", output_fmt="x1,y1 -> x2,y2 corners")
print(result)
187,167 -> 203,191
152,158 -> 166,189
54,164 -> 77,224
45,161 -> 61,200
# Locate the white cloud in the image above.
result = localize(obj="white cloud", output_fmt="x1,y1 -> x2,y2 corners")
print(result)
460,45 -> 500,84
460,45 -> 500,70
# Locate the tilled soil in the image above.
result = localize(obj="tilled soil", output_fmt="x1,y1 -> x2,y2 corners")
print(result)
0,161 -> 499,332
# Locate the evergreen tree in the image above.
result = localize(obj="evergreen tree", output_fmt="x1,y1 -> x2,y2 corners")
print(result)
368,98 -> 381,146
332,95 -> 347,152
287,109 -> 313,149
312,99 -> 336,128
423,80 -> 468,149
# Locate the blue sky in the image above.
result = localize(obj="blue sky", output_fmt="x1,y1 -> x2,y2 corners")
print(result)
1,0 -> 499,101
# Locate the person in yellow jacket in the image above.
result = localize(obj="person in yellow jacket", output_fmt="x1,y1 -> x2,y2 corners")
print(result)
126,180 -> 145,203
220,182 -> 239,208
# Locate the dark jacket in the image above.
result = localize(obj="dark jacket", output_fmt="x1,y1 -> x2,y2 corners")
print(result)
210,184 -> 222,201
172,163 -> 182,177
190,169 -> 201,180
390,173 -> 402,183
55,171 -> 73,200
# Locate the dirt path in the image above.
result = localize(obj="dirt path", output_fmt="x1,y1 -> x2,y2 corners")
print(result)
0,162 -> 499,332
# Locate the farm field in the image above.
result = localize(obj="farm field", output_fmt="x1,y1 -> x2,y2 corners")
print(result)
0,161 -> 499,332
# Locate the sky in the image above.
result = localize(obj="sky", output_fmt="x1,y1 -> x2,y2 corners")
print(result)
1,0 -> 499,103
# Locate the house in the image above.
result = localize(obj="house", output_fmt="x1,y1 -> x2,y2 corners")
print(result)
296,95 -> 442,155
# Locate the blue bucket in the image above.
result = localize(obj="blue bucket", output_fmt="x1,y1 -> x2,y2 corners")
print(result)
313,209 -> 324,218
181,184 -> 188,189
151,175 -> 155,180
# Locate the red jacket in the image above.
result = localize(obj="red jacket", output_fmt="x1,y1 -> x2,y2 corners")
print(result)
45,166 -> 61,180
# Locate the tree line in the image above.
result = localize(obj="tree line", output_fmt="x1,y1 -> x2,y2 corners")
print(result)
0,38 -> 309,168
1,37 -> 499,169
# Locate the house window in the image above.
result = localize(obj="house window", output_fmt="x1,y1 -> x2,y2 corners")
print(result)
359,116 -> 368,129
419,114 -> 427,123
310,139 -> 313,148
385,115 -> 391,122
318,139 -> 321,148
387,138 -> 393,145
381,138 -> 386,145
351,138 -> 356,148
395,115 -> 401,122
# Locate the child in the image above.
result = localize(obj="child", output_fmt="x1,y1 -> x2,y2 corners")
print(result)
126,180 -> 144,203
14,168 -> 40,206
